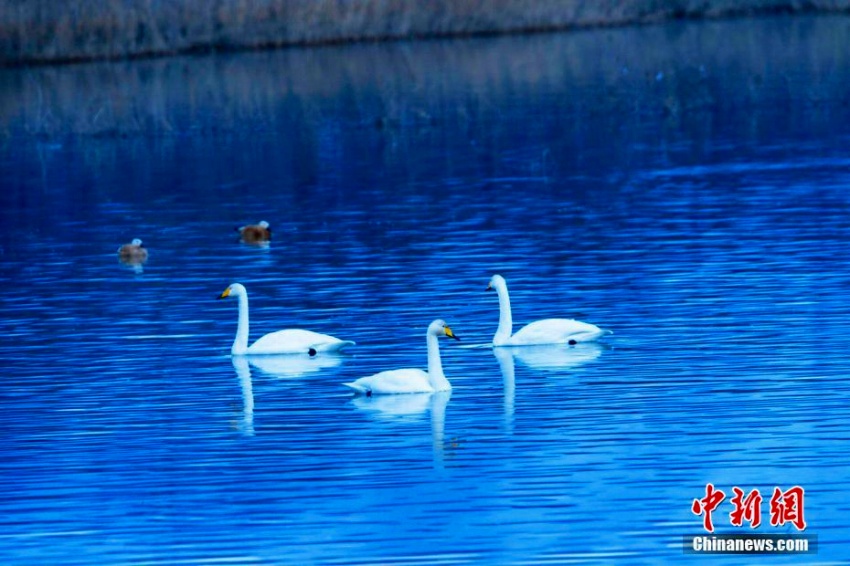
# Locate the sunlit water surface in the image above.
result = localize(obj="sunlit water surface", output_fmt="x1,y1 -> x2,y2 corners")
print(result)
2,14 -> 850,565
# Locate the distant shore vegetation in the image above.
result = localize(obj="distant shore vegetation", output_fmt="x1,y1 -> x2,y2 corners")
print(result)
2,0 -> 850,65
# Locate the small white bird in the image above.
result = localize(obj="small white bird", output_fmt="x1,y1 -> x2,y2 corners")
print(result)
343,319 -> 460,395
237,221 -> 271,244
218,283 -> 354,355
487,274 -> 609,346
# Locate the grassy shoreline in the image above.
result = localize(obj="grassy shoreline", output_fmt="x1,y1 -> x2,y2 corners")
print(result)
3,14 -> 849,142
2,0 -> 850,66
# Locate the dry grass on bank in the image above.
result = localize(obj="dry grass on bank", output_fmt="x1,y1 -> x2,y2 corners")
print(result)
2,0 -> 850,65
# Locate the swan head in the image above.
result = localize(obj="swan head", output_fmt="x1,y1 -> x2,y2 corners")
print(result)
429,319 -> 460,341
487,274 -> 506,291
218,283 -> 247,299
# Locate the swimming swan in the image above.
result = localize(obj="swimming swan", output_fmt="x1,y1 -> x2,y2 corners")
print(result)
487,274 -> 609,346
343,319 -> 459,395
218,283 -> 355,355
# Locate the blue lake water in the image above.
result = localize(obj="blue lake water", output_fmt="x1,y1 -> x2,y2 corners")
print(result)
2,14 -> 850,565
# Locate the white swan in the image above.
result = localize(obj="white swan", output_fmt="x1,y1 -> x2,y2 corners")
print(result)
343,319 -> 459,395
218,283 -> 355,355
487,274 -> 609,346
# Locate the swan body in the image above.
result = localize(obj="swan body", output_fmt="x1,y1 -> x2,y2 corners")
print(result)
117,238 -> 148,261
218,283 -> 355,355
343,319 -> 459,395
487,274 -> 609,346
237,221 -> 271,244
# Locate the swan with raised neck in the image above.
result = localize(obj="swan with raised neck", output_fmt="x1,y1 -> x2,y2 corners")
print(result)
218,283 -> 355,355
487,274 -> 609,346
343,319 -> 459,395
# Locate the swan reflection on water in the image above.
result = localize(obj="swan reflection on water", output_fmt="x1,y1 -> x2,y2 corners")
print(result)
351,391 -> 452,466
493,348 -> 516,434
230,353 -> 348,436
506,342 -> 604,372
244,353 -> 344,378
231,356 -> 255,437
493,343 -> 604,433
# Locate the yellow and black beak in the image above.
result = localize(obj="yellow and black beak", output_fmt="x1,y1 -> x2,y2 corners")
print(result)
445,326 -> 461,341
486,283 -> 492,291
218,287 -> 232,300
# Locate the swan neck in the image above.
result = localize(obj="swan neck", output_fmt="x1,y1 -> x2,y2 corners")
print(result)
232,292 -> 250,355
494,281 -> 513,345
426,332 -> 451,391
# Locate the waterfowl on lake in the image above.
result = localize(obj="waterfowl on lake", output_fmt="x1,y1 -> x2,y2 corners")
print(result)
237,221 -> 271,244
117,238 -> 148,262
343,319 -> 459,395
487,274 -> 609,346
218,283 -> 355,355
